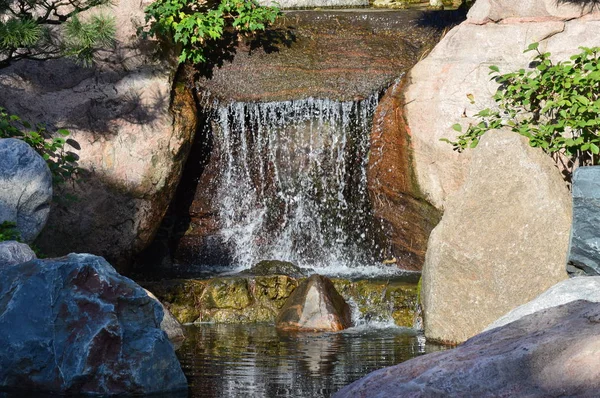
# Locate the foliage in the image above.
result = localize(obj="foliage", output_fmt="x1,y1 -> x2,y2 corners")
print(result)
0,0 -> 115,67
445,43 -> 600,170
141,0 -> 281,64
0,107 -> 79,184
0,221 -> 21,242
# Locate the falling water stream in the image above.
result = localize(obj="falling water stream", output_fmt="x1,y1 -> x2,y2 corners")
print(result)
197,93 -> 405,278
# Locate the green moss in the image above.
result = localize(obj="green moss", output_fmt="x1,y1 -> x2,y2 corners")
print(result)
204,278 -> 252,310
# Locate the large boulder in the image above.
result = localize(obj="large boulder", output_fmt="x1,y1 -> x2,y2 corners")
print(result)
0,253 -> 187,395
568,166 -> 600,275
144,289 -> 186,341
405,3 -> 600,208
0,241 -> 36,267
486,276 -> 600,331
334,300 -> 600,397
0,0 -> 198,270
0,138 -> 52,242
276,274 -> 352,332
421,129 -> 570,344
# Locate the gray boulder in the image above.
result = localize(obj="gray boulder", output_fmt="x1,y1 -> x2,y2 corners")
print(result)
0,138 -> 52,242
422,129 -> 570,344
334,300 -> 600,398
0,253 -> 187,395
486,276 -> 600,331
568,166 -> 600,275
0,241 -> 36,267
144,288 -> 185,341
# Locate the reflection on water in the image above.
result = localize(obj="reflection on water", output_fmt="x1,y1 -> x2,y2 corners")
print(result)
179,323 -> 447,398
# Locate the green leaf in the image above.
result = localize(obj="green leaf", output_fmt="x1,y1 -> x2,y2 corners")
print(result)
451,123 -> 462,132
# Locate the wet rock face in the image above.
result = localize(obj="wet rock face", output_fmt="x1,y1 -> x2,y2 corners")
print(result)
0,138 -> 52,243
0,253 -> 187,395
422,129 -> 570,344
197,10 -> 462,102
239,260 -> 307,278
368,80 -> 441,271
0,241 -> 36,267
334,300 -> 600,398
276,275 -> 352,332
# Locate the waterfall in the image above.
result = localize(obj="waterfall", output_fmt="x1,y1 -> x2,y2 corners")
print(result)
200,93 -> 398,276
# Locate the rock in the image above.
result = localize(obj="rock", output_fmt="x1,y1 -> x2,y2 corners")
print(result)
0,253 -> 187,395
276,274 -> 352,331
0,0 -> 198,270
0,138 -> 52,242
568,166 -> 600,275
405,9 -> 600,208
421,129 -> 570,344
259,0 -> 367,9
240,260 -> 307,278
486,276 -> 600,331
367,79 -> 441,271
0,241 -> 36,267
467,0 -> 593,24
144,289 -> 186,341
334,300 -> 600,398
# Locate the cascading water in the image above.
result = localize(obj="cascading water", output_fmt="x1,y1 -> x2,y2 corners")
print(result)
197,93 -> 402,277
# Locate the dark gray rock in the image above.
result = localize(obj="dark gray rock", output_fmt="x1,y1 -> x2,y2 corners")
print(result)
0,241 -> 36,267
0,253 -> 187,395
239,260 -> 307,278
0,138 -> 52,242
334,300 -> 600,398
568,166 -> 600,275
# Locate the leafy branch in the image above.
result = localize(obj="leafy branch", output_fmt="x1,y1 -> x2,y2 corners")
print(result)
444,43 -> 600,174
141,0 -> 281,64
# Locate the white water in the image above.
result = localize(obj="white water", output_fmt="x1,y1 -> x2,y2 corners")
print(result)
202,94 -> 404,278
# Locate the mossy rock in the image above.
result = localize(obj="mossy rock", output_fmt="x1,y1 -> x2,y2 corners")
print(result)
204,278 -> 252,310
241,260 -> 306,278
253,275 -> 299,306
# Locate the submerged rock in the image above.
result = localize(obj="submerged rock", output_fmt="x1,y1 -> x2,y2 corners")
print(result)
240,260 -> 307,278
334,300 -> 600,397
422,129 -> 570,344
0,253 -> 187,395
0,241 -> 36,267
0,138 -> 52,243
486,276 -> 600,331
276,275 -> 352,332
568,167 -> 600,275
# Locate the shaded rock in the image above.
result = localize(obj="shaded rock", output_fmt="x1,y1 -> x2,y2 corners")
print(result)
422,129 -> 570,344
368,79 -> 441,271
276,274 -> 352,331
334,300 -> 600,398
405,9 -> 600,208
240,260 -> 306,278
0,241 -> 36,267
0,253 -> 187,395
486,276 -> 600,331
568,166 -> 600,275
0,0 -> 198,270
0,138 -> 52,242
145,289 -> 185,341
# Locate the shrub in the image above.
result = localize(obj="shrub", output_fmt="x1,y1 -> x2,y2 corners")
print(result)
445,43 -> 600,175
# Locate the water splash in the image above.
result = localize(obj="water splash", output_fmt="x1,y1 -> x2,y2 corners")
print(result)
202,93 -> 403,276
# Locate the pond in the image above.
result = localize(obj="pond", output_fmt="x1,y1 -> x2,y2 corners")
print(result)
177,323 -> 447,398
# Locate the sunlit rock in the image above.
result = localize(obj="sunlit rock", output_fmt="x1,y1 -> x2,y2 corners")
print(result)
0,254 -> 187,395
486,276 -> 600,331
276,274 -> 352,331
422,129 -> 570,344
335,300 -> 600,397
0,241 -> 36,267
0,138 -> 52,242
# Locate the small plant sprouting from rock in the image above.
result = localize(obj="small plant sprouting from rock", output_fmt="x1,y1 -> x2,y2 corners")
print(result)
0,221 -> 21,242
140,0 -> 281,64
0,107 -> 79,184
444,43 -> 600,175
